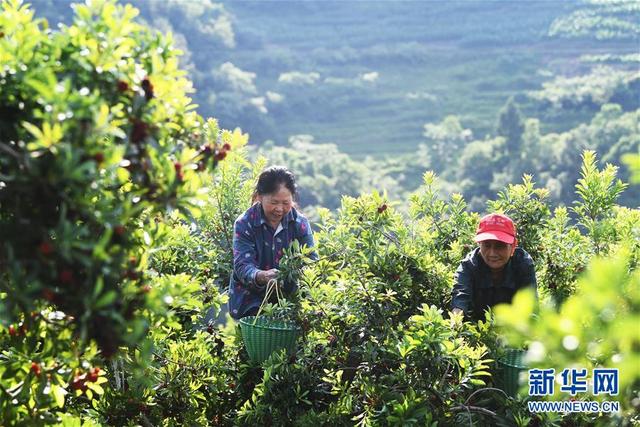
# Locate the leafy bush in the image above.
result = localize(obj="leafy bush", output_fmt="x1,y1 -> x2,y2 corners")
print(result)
495,250 -> 640,425
488,174 -> 551,262
0,0 -> 230,422
573,150 -> 628,255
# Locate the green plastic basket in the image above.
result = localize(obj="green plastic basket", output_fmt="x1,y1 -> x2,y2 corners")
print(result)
496,349 -> 528,398
239,316 -> 300,363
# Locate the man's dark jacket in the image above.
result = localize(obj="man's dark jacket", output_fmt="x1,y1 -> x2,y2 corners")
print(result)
451,247 -> 536,321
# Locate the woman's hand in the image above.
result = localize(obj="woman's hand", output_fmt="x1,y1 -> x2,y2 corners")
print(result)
256,268 -> 279,285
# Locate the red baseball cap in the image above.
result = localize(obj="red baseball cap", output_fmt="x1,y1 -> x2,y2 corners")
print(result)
474,213 -> 516,244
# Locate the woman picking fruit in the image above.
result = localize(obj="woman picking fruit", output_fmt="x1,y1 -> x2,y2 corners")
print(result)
229,166 -> 317,319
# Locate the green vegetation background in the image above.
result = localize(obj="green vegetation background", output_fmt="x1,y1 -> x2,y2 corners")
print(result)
28,0 -> 640,214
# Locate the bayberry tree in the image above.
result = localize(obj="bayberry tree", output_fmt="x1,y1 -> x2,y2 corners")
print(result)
0,0 -> 231,421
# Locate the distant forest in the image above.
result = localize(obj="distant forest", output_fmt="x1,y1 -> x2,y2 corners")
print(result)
30,0 -> 640,214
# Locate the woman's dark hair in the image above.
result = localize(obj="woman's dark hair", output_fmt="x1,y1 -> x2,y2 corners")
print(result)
252,165 -> 297,203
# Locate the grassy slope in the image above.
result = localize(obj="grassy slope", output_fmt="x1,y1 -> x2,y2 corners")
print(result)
217,1 -> 637,157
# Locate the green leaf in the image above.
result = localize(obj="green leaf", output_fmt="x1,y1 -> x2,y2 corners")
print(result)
25,75 -> 54,99
95,290 -> 117,308
52,384 -> 66,408
86,382 -> 104,395
22,121 -> 43,140
92,276 -> 104,299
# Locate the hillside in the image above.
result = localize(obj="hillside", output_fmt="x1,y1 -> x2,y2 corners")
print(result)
27,0 -> 640,211
29,0 -> 639,157
208,1 -> 638,156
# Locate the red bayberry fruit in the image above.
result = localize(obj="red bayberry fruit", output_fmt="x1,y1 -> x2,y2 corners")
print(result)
87,367 -> 101,382
8,325 -> 17,336
140,284 -> 151,294
125,270 -> 139,280
117,80 -> 129,92
214,150 -> 227,161
131,119 -> 149,143
222,143 -> 231,151
42,288 -> 55,302
71,374 -> 87,391
93,152 -> 105,163
174,162 -> 182,172
377,204 -> 387,214
30,362 -> 41,376
38,241 -> 53,256
141,78 -> 154,100
197,161 -> 206,171
59,269 -> 74,284
114,225 -> 125,236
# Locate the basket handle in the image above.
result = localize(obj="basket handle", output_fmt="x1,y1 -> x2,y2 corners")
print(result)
252,278 -> 282,325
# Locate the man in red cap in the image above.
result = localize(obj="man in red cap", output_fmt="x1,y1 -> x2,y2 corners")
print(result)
451,213 -> 537,321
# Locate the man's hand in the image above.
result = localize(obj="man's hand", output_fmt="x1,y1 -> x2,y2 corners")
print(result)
256,268 -> 279,285
452,308 -> 464,316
